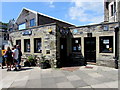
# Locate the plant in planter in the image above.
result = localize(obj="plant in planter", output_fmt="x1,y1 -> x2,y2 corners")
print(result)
24,55 -> 36,67
40,55 -> 51,69
24,59 -> 31,67
40,55 -> 47,69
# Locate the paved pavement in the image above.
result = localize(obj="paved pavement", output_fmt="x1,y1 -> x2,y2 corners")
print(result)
0,65 -> 118,89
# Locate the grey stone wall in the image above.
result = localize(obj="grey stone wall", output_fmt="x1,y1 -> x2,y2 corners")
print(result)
70,22 -> 119,68
104,2 -> 109,22
9,24 -> 57,67
15,9 -> 36,30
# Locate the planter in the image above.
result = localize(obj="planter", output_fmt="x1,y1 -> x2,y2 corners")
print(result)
24,61 -> 31,67
41,62 -> 47,69
40,60 -> 51,69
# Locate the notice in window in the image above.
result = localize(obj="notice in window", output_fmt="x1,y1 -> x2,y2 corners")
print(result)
103,39 -> 109,44
106,45 -> 109,48
75,40 -> 78,43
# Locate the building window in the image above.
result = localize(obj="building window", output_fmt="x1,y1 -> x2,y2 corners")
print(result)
111,4 -> 114,16
3,34 -> 9,40
16,40 -> 21,49
24,39 -> 30,52
30,19 -> 35,27
106,2 -> 109,9
34,38 -> 42,53
4,34 -> 6,40
99,36 -> 113,53
18,23 -> 26,30
72,38 -> 81,52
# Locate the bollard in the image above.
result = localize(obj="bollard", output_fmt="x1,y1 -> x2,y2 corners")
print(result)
114,57 -> 118,69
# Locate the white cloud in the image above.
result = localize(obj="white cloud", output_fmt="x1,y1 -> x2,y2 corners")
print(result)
68,1 -> 104,24
49,0 -> 55,8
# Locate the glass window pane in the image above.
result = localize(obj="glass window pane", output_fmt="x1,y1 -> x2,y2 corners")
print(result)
99,36 -> 113,53
34,38 -> 42,53
30,19 -> 35,27
19,23 -> 26,30
24,39 -> 30,52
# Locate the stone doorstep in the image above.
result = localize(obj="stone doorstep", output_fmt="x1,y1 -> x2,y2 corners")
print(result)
60,67 -> 80,72
85,66 -> 93,69
87,62 -> 96,65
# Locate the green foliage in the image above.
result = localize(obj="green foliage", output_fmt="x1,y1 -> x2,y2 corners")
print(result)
27,55 -> 35,62
0,22 -> 8,30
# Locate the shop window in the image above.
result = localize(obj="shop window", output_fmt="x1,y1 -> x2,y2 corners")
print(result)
18,23 -> 26,30
72,38 -> 81,52
34,38 -> 42,53
24,39 -> 30,52
30,19 -> 35,27
99,36 -> 113,53
16,40 -> 21,49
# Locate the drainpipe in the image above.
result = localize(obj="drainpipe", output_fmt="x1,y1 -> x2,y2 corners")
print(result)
114,23 -> 119,69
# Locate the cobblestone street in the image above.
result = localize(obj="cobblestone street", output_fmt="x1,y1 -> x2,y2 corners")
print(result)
0,65 -> 118,89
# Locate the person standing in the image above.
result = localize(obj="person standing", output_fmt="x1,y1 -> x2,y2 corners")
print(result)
13,45 -> 19,71
0,48 -> 4,69
4,47 -> 13,71
17,45 -> 22,69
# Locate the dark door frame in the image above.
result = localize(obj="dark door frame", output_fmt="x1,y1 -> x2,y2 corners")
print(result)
60,38 -> 67,67
84,37 -> 96,63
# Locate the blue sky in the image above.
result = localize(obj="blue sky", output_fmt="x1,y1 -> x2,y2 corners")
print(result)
1,1 -> 104,26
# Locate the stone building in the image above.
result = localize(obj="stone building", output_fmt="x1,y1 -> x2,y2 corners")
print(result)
9,8 -> 75,67
9,0 -> 120,68
0,22 -> 9,50
68,22 -> 119,67
104,0 -> 120,22
104,0 -> 120,67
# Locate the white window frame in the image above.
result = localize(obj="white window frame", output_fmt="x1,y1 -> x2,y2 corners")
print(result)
109,1 -> 114,17
18,23 -> 26,30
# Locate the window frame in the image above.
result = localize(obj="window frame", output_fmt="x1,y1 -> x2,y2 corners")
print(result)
72,38 -> 81,52
34,38 -> 42,53
16,40 -> 21,49
99,36 -> 113,53
111,4 -> 114,16
18,22 -> 26,30
24,39 -> 30,52
30,18 -> 35,27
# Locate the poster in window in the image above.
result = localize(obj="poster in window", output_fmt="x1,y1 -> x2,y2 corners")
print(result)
37,42 -> 41,52
27,43 -> 30,52
73,47 -> 76,51
103,39 -> 109,44
61,45 -> 63,49
106,45 -> 109,48
75,40 -> 78,43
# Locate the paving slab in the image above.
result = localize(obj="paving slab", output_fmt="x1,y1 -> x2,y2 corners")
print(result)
10,80 -> 28,88
25,79 -> 41,88
104,81 -> 118,88
0,66 -> 118,89
57,82 -> 74,88
71,80 -> 88,88
66,75 -> 81,81
54,76 -> 68,83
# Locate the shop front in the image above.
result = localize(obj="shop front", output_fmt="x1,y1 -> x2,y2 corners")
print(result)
69,22 -> 119,67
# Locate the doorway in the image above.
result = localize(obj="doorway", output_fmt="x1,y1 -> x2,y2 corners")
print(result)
60,38 -> 67,66
84,37 -> 96,62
